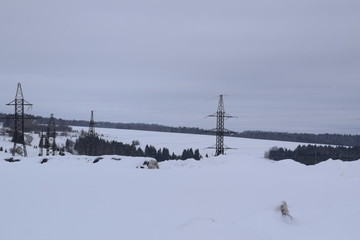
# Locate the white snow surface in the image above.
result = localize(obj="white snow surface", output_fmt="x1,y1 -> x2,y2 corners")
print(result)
1,127 -> 359,240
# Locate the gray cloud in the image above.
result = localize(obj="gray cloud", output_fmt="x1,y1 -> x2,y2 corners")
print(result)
0,0 -> 359,134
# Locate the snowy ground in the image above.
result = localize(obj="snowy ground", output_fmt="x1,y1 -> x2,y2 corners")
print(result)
0,127 -> 359,240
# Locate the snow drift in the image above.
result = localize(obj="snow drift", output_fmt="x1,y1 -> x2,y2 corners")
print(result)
0,128 -> 359,240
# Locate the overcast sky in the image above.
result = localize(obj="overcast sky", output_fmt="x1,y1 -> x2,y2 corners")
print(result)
0,0 -> 359,134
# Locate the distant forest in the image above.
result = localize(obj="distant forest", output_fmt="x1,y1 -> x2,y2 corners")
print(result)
238,131 -> 360,147
0,113 -> 72,132
2,113 -> 360,147
266,144 -> 360,165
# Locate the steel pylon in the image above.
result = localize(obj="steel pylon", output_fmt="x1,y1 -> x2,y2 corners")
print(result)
46,114 -> 56,155
207,95 -> 236,156
88,110 -> 96,137
6,83 -> 33,157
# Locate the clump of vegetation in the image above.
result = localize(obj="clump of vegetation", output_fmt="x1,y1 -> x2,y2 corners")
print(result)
143,160 -> 160,169
65,139 -> 75,154
266,144 -> 360,165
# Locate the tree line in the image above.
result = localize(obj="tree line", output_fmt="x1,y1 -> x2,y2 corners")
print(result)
237,131 -> 360,147
266,144 -> 360,165
3,112 -> 360,147
0,113 -> 72,132
0,113 -> 208,135
72,135 -> 201,161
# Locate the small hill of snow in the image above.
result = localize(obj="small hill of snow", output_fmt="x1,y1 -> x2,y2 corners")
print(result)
0,127 -> 359,240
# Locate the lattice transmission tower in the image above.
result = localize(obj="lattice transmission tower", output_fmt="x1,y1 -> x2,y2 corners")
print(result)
207,95 -> 236,156
45,114 -> 57,155
86,110 -> 97,156
39,130 -> 45,156
6,83 -> 33,157
88,110 -> 96,137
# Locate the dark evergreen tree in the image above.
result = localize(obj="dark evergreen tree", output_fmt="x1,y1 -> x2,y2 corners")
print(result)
180,149 -> 188,160
194,149 -> 201,160
65,139 -> 75,153
171,152 -> 177,160
161,148 -> 170,161
39,134 -> 45,149
144,145 -> 157,159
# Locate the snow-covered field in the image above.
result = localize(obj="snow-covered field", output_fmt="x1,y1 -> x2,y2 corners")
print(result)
0,127 -> 359,240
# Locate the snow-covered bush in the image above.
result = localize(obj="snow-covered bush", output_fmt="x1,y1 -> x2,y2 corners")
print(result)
138,159 -> 159,169
24,134 -> 33,146
10,147 -> 23,156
